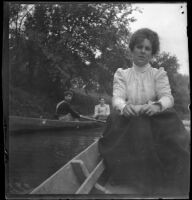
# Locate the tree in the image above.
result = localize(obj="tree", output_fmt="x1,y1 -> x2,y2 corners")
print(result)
9,3 -> 139,96
151,52 -> 180,94
9,3 -> 35,86
151,52 -> 190,117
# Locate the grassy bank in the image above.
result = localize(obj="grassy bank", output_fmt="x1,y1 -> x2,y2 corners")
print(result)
9,86 -> 57,119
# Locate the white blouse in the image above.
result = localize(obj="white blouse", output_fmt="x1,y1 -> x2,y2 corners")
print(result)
94,104 -> 110,116
112,63 -> 174,113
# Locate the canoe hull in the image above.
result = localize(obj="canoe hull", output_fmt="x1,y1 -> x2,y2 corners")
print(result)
9,116 -> 104,132
30,140 -> 101,194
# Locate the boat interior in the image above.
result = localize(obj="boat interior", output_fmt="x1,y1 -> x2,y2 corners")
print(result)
30,140 -> 188,198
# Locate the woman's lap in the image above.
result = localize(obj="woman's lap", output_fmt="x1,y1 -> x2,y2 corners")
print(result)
98,108 -> 190,193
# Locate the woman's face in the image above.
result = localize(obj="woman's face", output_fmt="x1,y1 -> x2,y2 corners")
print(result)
100,98 -> 105,105
131,38 -> 152,67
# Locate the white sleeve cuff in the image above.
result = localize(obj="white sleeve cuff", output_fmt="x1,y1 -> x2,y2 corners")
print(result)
120,104 -> 126,115
112,97 -> 126,115
158,96 -> 174,111
148,97 -> 173,112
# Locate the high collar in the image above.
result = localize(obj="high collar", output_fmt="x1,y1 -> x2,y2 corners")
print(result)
132,62 -> 151,73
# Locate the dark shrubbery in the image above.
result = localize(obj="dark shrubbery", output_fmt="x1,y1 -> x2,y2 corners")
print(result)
9,86 -> 112,118
9,86 -> 57,118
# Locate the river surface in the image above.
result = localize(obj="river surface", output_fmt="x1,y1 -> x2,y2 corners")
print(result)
7,127 -> 104,194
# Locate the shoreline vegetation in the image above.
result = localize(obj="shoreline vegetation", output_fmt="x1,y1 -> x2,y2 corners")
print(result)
9,86 -> 112,119
7,4 -> 190,123
9,86 -> 190,121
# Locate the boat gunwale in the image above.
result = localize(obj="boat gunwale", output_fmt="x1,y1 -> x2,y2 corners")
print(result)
9,116 -> 104,132
9,115 -> 101,124
30,139 -> 100,194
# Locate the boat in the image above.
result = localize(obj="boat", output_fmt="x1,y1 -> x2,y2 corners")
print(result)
30,139 -> 141,196
30,139 -> 109,195
8,115 -> 190,133
30,139 -> 190,197
9,116 -> 105,132
29,120 -> 190,197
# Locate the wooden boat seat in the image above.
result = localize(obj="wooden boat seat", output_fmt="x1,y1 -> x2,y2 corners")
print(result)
30,140 -> 111,194
71,159 -> 111,194
30,135 -> 190,195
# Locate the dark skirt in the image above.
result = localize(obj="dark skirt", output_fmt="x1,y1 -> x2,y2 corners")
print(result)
98,108 -> 190,195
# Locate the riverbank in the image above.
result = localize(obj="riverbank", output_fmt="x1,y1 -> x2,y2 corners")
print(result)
9,86 -> 112,119
8,85 -> 189,120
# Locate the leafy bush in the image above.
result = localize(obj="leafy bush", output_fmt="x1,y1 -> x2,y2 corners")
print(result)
9,86 -> 57,118
9,86 -> 112,118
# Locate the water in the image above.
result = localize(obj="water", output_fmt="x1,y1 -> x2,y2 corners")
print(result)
7,127 -> 104,194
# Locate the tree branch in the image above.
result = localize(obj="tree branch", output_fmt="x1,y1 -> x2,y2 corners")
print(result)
18,5 -> 34,33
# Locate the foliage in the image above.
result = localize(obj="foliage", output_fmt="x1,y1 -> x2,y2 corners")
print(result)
9,3 -> 137,97
151,52 -> 190,118
9,86 -> 57,118
172,73 -> 190,118
9,86 -> 112,117
8,3 -> 189,118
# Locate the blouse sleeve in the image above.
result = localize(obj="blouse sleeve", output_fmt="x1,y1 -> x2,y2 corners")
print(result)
94,105 -> 99,116
112,68 -> 127,113
155,67 -> 174,111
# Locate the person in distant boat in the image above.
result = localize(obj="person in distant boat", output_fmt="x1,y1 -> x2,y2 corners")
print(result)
55,90 -> 80,121
93,97 -> 110,120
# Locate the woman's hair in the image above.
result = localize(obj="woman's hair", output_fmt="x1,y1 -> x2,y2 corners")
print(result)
129,28 -> 160,55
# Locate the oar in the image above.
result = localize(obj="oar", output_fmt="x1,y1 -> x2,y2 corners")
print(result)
79,115 -> 106,123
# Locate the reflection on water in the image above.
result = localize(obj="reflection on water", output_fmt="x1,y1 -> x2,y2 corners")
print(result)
7,127 -> 104,194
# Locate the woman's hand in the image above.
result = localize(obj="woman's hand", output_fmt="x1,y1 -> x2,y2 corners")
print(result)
123,104 -> 138,117
140,104 -> 161,116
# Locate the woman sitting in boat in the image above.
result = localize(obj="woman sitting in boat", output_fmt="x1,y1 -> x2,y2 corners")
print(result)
93,97 -> 110,121
55,90 -> 80,121
98,28 -> 190,195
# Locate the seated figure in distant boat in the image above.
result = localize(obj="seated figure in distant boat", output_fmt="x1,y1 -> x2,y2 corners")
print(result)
55,90 -> 80,121
93,97 -> 110,121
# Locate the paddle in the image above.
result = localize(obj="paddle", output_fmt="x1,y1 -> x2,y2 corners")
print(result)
79,115 -> 106,123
